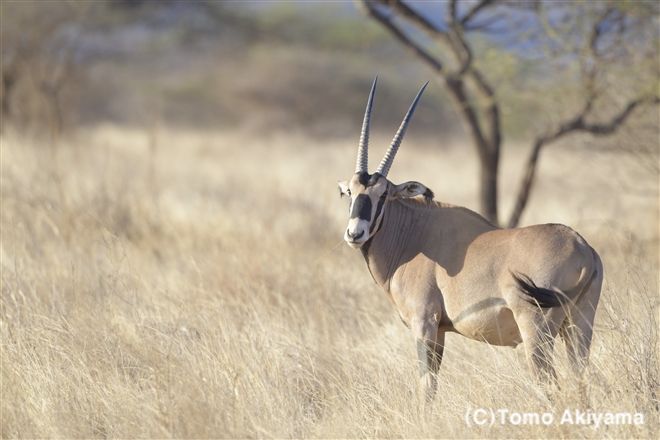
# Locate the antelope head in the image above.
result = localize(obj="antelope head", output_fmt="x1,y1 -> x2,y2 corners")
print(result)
338,77 -> 433,249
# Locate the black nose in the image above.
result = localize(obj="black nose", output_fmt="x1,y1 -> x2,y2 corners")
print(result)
347,229 -> 364,240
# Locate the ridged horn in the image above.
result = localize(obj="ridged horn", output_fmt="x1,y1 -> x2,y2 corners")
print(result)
356,76 -> 378,174
376,81 -> 429,177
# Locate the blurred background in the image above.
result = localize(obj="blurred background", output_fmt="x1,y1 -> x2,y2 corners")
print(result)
4,0 -> 654,139
3,1 -> 460,137
2,1 -> 659,437
2,0 -> 657,226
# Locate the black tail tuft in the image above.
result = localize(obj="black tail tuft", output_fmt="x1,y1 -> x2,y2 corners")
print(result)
512,272 -> 568,309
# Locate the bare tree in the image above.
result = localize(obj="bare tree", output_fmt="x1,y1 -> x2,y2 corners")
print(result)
358,0 -> 659,227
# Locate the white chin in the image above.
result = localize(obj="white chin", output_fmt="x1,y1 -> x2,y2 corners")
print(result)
345,239 -> 365,249
344,238 -> 367,249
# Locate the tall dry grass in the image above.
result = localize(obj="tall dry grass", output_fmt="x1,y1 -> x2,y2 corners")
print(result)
1,125 -> 658,438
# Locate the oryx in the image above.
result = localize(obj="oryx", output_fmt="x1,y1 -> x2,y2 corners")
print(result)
338,78 -> 603,401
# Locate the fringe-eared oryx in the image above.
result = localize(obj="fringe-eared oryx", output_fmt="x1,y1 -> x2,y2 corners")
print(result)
338,77 -> 603,401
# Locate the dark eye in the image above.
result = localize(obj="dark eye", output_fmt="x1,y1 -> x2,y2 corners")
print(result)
346,189 -> 351,197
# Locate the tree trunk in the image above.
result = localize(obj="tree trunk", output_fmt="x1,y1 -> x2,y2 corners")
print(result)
444,77 -> 500,224
479,151 -> 499,225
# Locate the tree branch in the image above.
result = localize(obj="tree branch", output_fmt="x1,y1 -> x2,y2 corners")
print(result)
362,0 -> 500,223
468,69 -> 501,153
506,95 -> 660,228
461,0 -> 497,25
578,96 -> 660,135
506,138 -> 544,230
445,3 -> 502,158
464,13 -> 508,32
362,1 -> 485,150
360,0 -> 656,230
450,0 -> 459,24
371,0 -> 447,35
361,2 -> 445,73
440,1 -> 500,153
580,7 -> 617,112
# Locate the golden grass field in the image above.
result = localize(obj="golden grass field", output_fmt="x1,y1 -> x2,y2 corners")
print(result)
2,125 -> 658,438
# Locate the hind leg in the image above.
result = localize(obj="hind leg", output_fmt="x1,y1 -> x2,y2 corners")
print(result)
517,309 -> 563,385
560,271 -> 602,375
518,319 -> 557,383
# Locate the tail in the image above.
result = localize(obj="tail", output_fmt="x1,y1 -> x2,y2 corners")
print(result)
513,270 -> 598,309
513,273 -> 568,308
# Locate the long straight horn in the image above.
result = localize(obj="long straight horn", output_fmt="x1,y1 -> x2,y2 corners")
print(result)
376,81 -> 429,177
356,76 -> 378,174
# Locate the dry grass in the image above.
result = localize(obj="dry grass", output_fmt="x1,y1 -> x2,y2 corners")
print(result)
1,125 -> 658,438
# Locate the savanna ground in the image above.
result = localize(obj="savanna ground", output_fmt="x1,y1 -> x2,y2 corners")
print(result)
1,123 -> 658,438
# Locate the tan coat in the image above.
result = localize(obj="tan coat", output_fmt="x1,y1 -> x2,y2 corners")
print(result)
340,174 -> 602,401
339,79 -> 602,401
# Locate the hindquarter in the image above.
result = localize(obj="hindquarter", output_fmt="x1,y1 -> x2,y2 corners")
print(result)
435,224 -> 600,345
505,224 -> 598,299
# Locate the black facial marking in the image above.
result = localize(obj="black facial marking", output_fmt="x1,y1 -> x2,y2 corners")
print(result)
360,238 -> 372,260
424,187 -> 435,201
369,190 -> 388,234
350,194 -> 372,221
356,171 -> 382,188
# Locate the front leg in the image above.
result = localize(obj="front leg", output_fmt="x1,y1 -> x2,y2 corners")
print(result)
412,318 -> 445,403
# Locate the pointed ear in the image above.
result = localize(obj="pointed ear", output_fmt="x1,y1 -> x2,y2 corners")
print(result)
338,181 -> 350,198
392,181 -> 434,201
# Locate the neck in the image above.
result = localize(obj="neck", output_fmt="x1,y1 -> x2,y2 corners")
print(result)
361,198 -> 497,290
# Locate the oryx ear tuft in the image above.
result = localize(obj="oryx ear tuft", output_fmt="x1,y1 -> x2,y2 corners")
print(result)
392,181 -> 430,199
